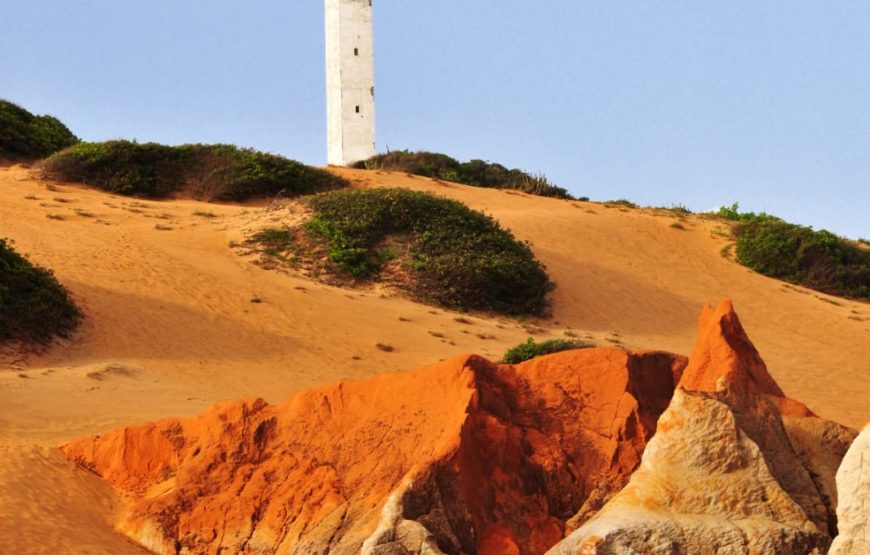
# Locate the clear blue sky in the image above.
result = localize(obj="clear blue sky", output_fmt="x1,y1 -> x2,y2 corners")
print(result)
3,1 -> 868,239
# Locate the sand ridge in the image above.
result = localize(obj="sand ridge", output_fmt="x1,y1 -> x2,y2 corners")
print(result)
0,164 -> 868,553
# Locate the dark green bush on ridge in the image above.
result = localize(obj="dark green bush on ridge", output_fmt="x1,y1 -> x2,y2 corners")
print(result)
354,150 -> 574,200
735,219 -> 870,299
711,203 -> 869,299
0,239 -> 81,344
39,141 -> 346,201
303,188 -> 554,316
0,100 -> 79,160
502,337 -> 595,364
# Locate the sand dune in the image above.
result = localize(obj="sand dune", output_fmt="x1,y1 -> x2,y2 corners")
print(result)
0,164 -> 868,553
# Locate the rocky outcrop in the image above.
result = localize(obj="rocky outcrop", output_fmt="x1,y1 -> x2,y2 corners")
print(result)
830,424 -> 870,554
550,300 -> 857,554
62,348 -> 686,555
61,300 -> 859,555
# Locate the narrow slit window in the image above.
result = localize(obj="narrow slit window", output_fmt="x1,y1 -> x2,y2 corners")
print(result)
354,48 -> 359,56
355,105 -> 360,114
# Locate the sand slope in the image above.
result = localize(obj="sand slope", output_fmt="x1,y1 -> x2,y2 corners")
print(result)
0,164 -> 868,553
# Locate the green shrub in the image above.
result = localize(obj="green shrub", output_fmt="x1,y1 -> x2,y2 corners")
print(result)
303,188 -> 554,315
735,219 -> 870,299
0,100 -> 79,160
39,141 -> 346,201
355,150 -> 574,199
0,238 -> 80,344
502,337 -> 595,364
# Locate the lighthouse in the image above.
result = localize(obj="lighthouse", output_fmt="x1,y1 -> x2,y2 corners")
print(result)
325,0 -> 376,166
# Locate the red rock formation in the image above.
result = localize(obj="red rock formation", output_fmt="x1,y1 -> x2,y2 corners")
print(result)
62,349 -> 686,555
551,300 -> 857,554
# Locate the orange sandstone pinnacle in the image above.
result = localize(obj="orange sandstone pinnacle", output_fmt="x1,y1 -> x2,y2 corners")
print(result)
61,300 -> 856,555
551,300 -> 857,554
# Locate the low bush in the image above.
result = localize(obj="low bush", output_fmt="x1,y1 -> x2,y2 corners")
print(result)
501,337 -> 595,364
40,141 -> 346,201
713,203 -> 869,299
302,188 -> 554,315
0,99 -> 79,160
0,238 -> 81,344
354,150 -> 574,199
735,219 -> 870,299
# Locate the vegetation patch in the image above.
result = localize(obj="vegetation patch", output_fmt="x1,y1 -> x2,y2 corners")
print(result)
605,199 -> 638,209
0,99 -> 79,160
718,204 -> 869,300
39,140 -> 346,201
354,150 -> 574,200
252,188 -> 554,316
502,337 -> 595,364
0,239 -> 80,344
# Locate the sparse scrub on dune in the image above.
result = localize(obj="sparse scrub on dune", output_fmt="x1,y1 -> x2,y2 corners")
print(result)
39,141 -> 346,201
734,219 -> 870,300
290,188 -> 554,316
0,238 -> 80,344
714,204 -> 869,299
0,99 -> 79,160
354,150 -> 575,200
660,204 -> 693,216
501,337 -> 595,364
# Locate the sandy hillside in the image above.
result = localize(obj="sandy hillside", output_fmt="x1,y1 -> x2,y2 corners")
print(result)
0,164 -> 868,553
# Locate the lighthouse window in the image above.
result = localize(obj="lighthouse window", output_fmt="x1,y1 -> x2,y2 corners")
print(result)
355,105 -> 360,113
354,48 -> 359,56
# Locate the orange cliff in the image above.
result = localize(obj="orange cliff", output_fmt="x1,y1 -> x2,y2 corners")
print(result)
61,348 -> 686,555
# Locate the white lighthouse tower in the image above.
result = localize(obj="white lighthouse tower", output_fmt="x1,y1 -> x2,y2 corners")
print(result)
325,0 -> 376,166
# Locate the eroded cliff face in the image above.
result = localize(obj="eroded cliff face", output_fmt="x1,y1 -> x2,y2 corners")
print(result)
62,348 -> 686,555
550,300 -> 857,554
